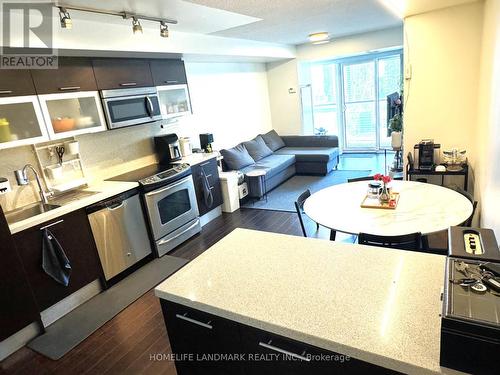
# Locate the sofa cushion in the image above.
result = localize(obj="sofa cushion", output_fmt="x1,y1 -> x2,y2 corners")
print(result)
243,135 -> 273,162
220,144 -> 255,170
241,154 -> 295,179
274,147 -> 339,163
261,130 -> 286,152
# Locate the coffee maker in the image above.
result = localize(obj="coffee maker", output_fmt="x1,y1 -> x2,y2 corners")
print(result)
154,134 -> 182,164
199,133 -> 214,153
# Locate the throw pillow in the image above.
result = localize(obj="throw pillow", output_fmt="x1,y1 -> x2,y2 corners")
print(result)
261,130 -> 286,151
243,135 -> 273,162
220,144 -> 255,170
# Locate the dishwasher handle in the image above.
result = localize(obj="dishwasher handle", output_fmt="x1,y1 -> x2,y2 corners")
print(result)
86,189 -> 138,214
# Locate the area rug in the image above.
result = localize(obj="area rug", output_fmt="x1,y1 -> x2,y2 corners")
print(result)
242,170 -> 371,212
28,255 -> 189,360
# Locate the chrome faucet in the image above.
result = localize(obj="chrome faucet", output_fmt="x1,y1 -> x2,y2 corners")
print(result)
15,164 -> 52,204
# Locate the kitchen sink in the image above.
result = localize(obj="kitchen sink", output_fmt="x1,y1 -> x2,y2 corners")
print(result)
5,202 -> 61,224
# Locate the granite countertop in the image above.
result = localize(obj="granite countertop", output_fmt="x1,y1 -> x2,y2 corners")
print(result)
8,181 -> 138,234
175,152 -> 220,167
155,228 -> 458,375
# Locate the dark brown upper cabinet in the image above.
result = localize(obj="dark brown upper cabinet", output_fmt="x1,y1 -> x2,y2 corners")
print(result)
150,59 -> 188,86
0,206 -> 40,341
31,57 -> 97,94
0,70 -> 36,97
92,58 -> 153,90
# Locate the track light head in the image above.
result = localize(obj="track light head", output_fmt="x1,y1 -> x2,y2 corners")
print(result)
59,7 -> 72,29
132,17 -> 142,34
160,21 -> 169,38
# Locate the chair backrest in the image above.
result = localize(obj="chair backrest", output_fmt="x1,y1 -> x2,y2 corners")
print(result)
294,189 -> 312,237
451,186 -> 478,227
347,176 -> 374,183
358,232 -> 422,251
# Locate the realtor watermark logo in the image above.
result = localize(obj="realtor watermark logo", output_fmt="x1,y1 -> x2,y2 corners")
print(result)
1,2 -> 58,68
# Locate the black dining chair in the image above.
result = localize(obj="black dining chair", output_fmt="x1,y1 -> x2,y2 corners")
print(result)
294,189 -> 319,238
358,232 -> 423,251
451,186 -> 478,227
347,176 -> 374,183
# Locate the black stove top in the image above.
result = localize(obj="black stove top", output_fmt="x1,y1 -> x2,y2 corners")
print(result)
108,164 -> 172,182
107,163 -> 191,191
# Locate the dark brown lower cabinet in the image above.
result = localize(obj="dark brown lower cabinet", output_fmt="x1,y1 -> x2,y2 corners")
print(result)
14,209 -> 104,311
191,158 -> 223,216
161,300 -> 401,375
0,206 -> 40,341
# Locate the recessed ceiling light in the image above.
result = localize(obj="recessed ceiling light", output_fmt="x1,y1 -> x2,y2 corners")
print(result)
309,32 -> 329,45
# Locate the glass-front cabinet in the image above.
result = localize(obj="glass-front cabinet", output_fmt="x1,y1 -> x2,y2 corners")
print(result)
0,95 -> 48,150
157,85 -> 191,120
38,91 -> 107,139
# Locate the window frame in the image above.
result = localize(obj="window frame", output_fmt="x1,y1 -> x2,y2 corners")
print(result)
308,48 -> 403,152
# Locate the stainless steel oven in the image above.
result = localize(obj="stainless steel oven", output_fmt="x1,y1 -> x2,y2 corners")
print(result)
101,87 -> 162,129
143,174 -> 201,256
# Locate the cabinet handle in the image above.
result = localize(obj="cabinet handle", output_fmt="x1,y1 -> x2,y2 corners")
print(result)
120,82 -> 137,87
258,340 -> 311,362
205,174 -> 212,178
0,90 -> 13,94
165,80 -> 178,84
200,161 -> 212,167
59,86 -> 80,91
40,219 -> 64,231
175,313 -> 213,329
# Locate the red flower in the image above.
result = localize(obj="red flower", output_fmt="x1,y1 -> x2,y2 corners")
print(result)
382,175 -> 392,184
374,173 -> 382,181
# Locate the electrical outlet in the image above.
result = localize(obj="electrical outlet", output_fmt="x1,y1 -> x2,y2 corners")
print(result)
0,177 -> 11,195
405,64 -> 412,80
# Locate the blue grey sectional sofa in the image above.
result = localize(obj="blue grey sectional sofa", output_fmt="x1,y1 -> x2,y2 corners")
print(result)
220,130 -> 339,198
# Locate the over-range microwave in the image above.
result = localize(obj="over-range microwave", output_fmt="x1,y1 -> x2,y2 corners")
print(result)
100,87 -> 162,130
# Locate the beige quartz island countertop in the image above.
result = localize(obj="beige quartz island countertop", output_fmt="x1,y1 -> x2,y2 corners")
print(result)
8,180 -> 138,234
155,228 -> 462,375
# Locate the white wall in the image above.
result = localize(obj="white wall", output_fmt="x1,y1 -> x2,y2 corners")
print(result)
176,62 -> 273,149
475,0 -> 500,237
266,27 -> 403,136
403,2 -> 483,177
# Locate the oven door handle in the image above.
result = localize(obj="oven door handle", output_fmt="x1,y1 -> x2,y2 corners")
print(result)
145,96 -> 153,117
144,176 -> 192,197
157,220 -> 200,246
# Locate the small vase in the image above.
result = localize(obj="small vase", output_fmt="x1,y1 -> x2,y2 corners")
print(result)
379,185 -> 390,204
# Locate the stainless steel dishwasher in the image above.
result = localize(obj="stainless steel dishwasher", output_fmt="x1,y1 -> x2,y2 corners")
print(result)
87,190 -> 152,281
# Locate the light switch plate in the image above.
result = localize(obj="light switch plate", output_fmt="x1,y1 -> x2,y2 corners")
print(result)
0,178 -> 11,194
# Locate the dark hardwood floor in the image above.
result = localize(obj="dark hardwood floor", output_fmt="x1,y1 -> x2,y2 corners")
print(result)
0,207 -> 447,375
0,208 -> 321,375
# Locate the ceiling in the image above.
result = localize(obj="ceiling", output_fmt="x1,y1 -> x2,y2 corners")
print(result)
56,0 -> 261,35
185,0 -> 403,45
55,0 -> 479,46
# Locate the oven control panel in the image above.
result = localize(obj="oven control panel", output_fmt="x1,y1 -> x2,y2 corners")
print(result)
139,164 -> 190,186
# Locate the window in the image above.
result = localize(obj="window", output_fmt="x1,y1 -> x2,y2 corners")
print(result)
306,50 -> 402,151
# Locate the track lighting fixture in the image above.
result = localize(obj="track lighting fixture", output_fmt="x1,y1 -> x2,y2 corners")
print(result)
53,4 -> 177,37
58,7 -> 72,29
132,17 -> 143,34
160,21 -> 169,38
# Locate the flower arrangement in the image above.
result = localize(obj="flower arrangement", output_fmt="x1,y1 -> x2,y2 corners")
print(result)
373,174 -> 392,203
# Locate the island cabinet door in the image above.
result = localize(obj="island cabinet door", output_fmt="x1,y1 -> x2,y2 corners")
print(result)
160,300 -> 245,375
240,325 -> 402,375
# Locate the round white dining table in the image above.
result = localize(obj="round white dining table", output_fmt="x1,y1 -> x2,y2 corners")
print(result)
303,180 -> 473,236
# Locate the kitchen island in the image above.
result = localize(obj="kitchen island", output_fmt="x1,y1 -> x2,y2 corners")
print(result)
155,228 -> 458,375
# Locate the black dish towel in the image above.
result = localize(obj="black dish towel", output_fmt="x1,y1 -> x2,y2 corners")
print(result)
42,229 -> 72,286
